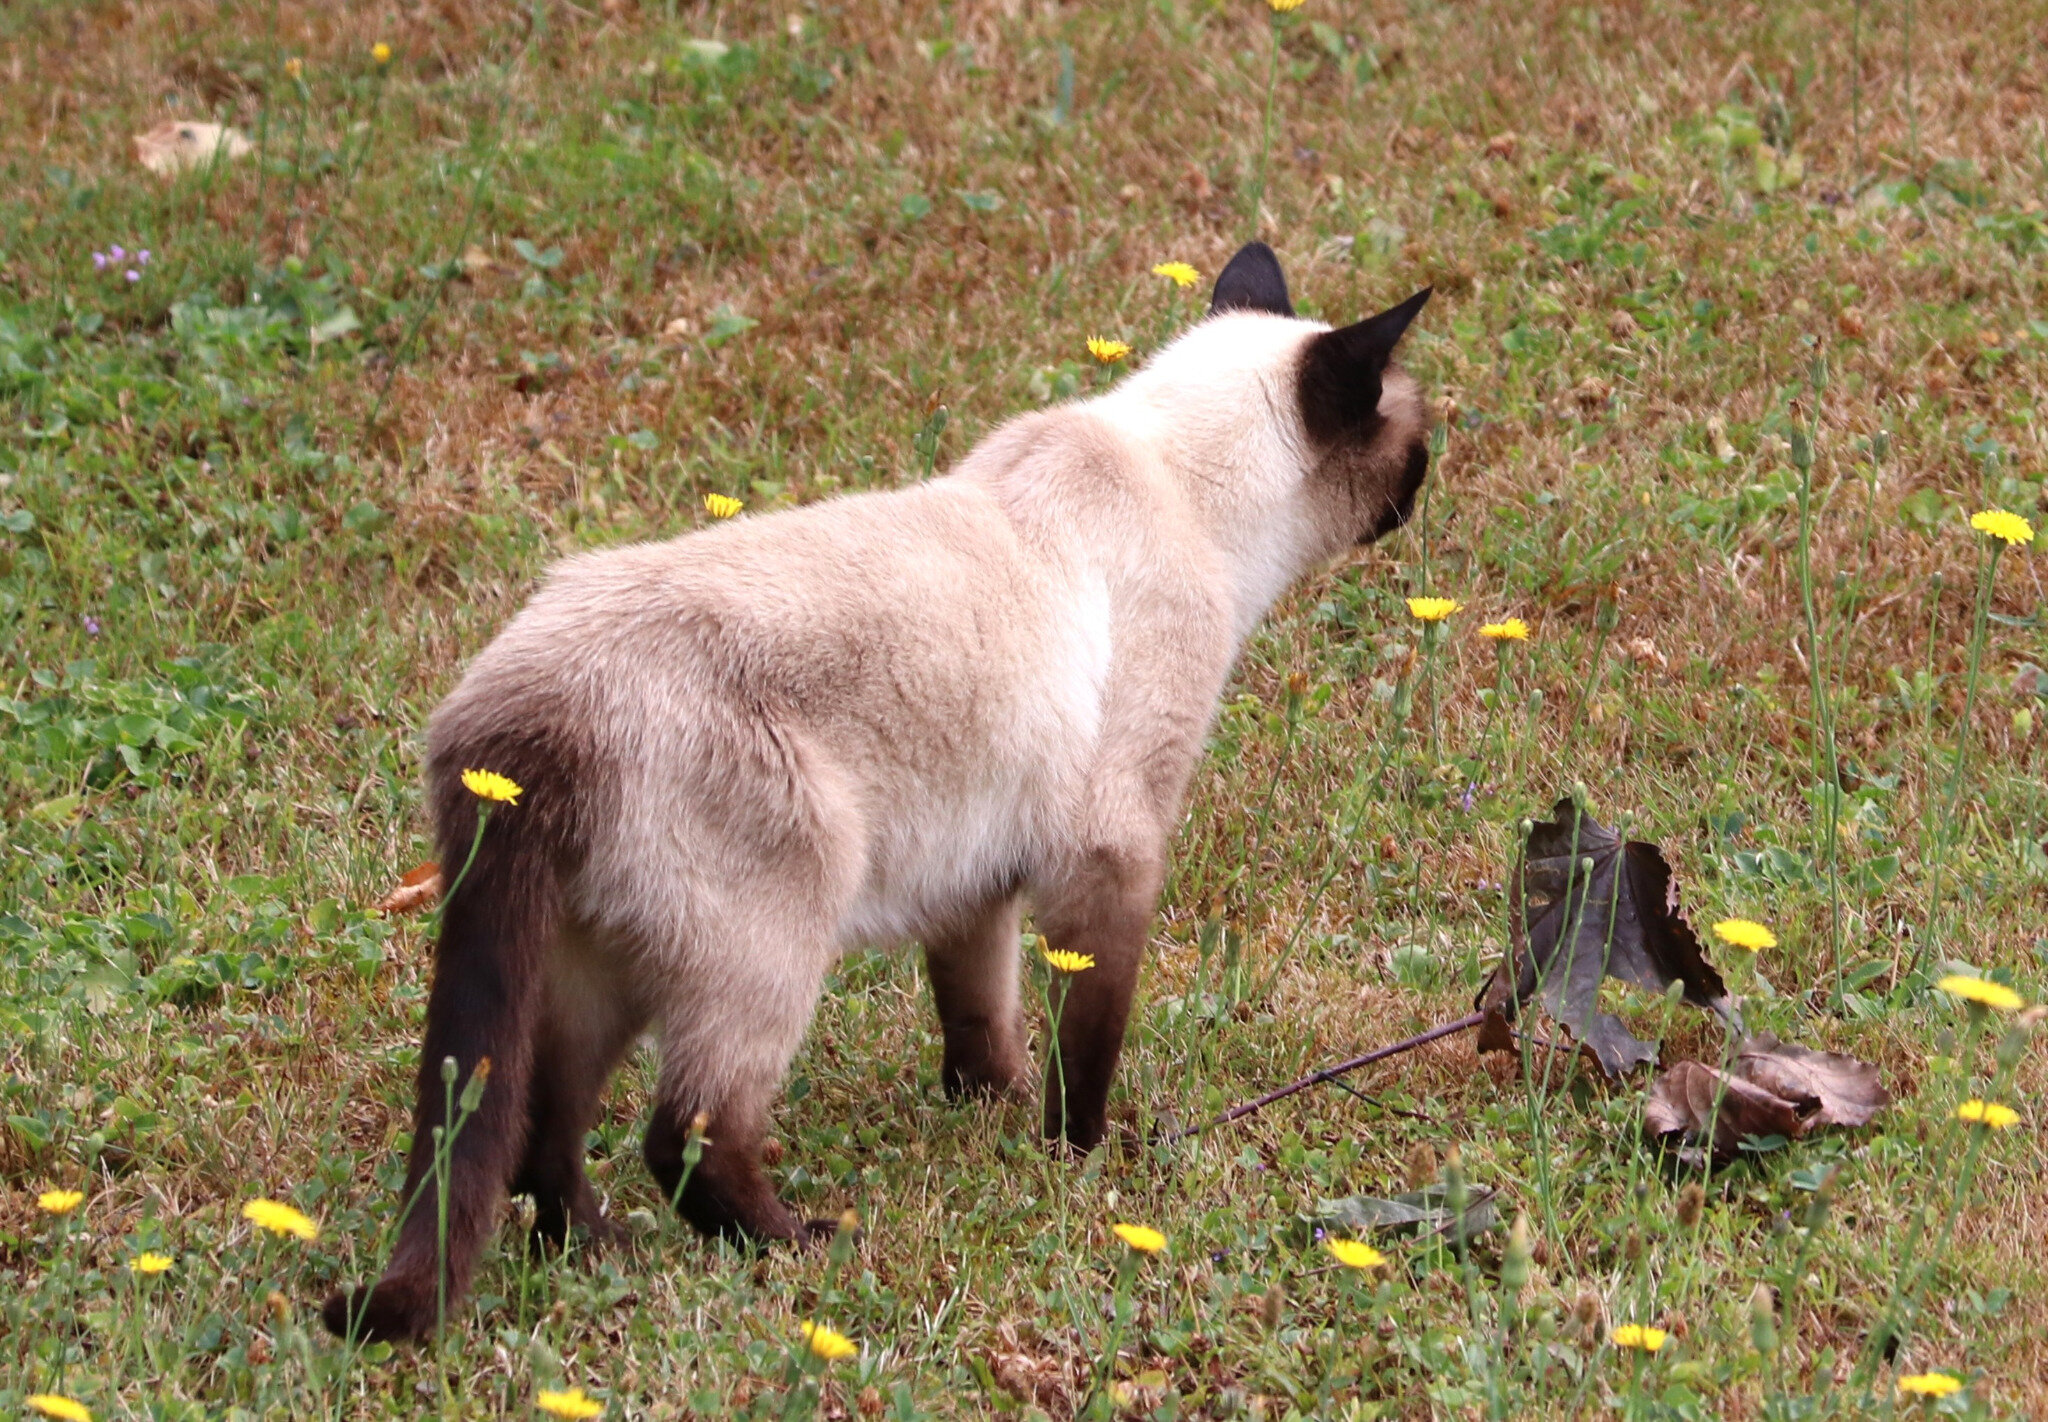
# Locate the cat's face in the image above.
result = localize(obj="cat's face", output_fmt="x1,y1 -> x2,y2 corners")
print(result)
1116,243 -> 1432,563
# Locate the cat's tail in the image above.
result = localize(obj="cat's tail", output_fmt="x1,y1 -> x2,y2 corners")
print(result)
322,721 -> 588,1343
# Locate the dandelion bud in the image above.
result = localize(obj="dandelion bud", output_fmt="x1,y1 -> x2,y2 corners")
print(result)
829,1208 -> 860,1268
1748,1282 -> 1779,1354
267,1289 -> 291,1323
1570,1288 -> 1603,1336
689,1110 -> 711,1138
1623,1227 -> 1643,1262
1789,427 -> 1813,471
440,1055 -> 459,1085
1259,1281 -> 1286,1334
1403,1141 -> 1438,1190
459,1056 -> 492,1112
1996,1024 -> 2030,1069
1798,1170 -> 1835,1230
1675,1182 -> 1705,1229
1500,1212 -> 1533,1297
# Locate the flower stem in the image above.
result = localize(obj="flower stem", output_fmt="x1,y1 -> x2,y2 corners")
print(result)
1915,542 -> 2001,975
1248,13 -> 1281,238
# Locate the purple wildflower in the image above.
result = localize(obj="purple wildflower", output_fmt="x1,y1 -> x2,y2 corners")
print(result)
1460,784 -> 1475,813
92,252 -> 108,271
125,269 -> 140,282
83,615 -> 101,637
109,244 -> 125,261
138,250 -> 152,265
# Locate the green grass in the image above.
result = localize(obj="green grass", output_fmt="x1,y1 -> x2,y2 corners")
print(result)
4,0 -> 2046,1417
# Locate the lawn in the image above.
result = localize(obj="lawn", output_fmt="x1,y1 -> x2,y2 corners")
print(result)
3,0 -> 2046,1417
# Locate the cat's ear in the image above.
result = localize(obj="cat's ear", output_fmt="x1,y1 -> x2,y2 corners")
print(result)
1296,287 -> 1431,442
1209,241 -> 1294,317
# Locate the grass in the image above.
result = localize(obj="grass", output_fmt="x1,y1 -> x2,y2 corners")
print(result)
3,0 -> 2046,1416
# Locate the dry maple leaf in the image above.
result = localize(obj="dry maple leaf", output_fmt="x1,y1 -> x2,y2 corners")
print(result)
134,120 -> 252,175
1477,797 -> 1731,1076
373,862 -> 442,915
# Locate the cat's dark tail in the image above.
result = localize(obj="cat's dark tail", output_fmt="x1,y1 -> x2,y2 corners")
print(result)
322,722 -> 587,1344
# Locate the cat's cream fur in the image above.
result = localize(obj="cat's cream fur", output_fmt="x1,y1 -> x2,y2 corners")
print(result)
325,244 -> 1432,1342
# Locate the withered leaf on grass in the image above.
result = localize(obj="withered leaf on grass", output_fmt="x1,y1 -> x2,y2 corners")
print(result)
1645,1036 -> 1888,1165
1730,1035 -> 1889,1129
1318,1183 -> 1499,1245
1476,797 -> 1731,1077
373,862 -> 442,915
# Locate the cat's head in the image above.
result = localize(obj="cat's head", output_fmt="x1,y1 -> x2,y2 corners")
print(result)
1114,242 -> 1432,566
1211,241 -> 1433,551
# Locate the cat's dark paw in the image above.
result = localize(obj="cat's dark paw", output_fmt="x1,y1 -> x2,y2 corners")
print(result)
321,1278 -> 435,1344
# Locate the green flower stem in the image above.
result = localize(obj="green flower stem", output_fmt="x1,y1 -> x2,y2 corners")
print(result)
1248,12 -> 1283,238
1916,541 -> 2003,974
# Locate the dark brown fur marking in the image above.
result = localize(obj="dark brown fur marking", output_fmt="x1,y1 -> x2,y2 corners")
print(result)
925,894 -> 1029,1098
322,719 -> 597,1344
1034,848 -> 1164,1150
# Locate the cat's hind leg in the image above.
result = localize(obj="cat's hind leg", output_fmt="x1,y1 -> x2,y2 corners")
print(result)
513,937 -> 648,1253
923,893 -> 1027,1099
641,920 -> 833,1244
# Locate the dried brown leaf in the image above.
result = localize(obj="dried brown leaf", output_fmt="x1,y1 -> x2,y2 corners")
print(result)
1477,798 -> 1731,1076
1730,1034 -> 1890,1128
1645,1038 -> 1888,1165
373,862 -> 442,915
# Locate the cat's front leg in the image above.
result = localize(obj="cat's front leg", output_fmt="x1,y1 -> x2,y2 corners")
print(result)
1034,845 -> 1164,1151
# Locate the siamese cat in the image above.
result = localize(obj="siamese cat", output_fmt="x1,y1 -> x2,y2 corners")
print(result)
323,242 -> 1432,1342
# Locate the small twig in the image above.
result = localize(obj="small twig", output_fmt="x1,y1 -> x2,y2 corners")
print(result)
1163,1011 -> 1484,1142
1325,1074 -> 1435,1124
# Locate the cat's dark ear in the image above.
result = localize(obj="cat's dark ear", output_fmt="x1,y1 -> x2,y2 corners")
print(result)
1209,241 -> 1294,317
1296,287 -> 1431,443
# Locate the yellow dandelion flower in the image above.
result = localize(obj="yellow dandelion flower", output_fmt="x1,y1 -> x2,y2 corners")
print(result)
129,1252 -> 175,1275
1325,1238 -> 1386,1269
1969,508 -> 2033,546
1610,1324 -> 1667,1352
1086,336 -> 1132,364
1041,945 -> 1096,974
1151,261 -> 1200,289
536,1387 -> 604,1419
1112,1223 -> 1166,1254
242,1198 -> 319,1242
1897,1372 -> 1963,1398
703,492 -> 744,519
372,42 -> 393,64
26,1397 -> 91,1422
37,1189 -> 84,1215
1955,1099 -> 2020,1129
460,768 -> 524,805
1711,919 -> 1777,952
1268,0 -> 1308,11
1406,597 -> 1461,622
1478,618 -> 1530,641
801,1321 -> 859,1362
284,57 -> 304,79
1936,975 -> 2025,1013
